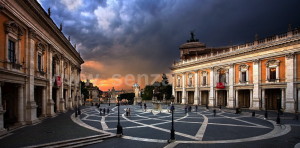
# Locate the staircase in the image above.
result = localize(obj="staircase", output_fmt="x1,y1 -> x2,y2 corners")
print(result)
24,134 -> 115,148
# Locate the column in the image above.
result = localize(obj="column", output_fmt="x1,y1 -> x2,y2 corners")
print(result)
252,59 -> 260,109
194,71 -> 199,105
42,87 -> 46,116
285,53 -> 295,112
250,90 -> 253,108
281,89 -> 285,110
298,89 -> 300,112
209,67 -> 215,106
18,85 -> 25,124
199,91 -> 202,105
235,90 -> 239,108
228,64 -> 234,108
26,29 -> 38,124
215,90 -> 218,107
0,82 -> 7,134
262,89 -> 265,110
182,73 -> 186,104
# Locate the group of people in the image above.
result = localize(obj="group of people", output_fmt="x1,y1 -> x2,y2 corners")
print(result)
99,108 -> 109,116
184,105 -> 198,114
125,108 -> 131,117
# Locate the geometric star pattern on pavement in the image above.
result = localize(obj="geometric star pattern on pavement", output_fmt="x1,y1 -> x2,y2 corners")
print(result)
72,104 -> 291,146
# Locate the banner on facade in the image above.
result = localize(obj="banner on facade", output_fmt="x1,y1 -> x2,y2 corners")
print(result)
216,82 -> 225,89
56,76 -> 62,87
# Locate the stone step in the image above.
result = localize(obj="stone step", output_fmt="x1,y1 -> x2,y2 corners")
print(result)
24,134 -> 115,148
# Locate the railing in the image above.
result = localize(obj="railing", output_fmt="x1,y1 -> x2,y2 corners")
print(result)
173,28 -> 300,67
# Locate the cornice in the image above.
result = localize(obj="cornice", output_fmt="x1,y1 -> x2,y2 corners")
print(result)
14,0 -> 84,64
172,36 -> 300,70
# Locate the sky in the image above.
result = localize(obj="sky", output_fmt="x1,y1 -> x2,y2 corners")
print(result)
37,0 -> 300,91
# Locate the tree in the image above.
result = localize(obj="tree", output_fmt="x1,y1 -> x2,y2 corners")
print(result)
142,85 -> 154,100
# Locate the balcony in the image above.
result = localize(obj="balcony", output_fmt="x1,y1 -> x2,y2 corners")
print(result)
216,82 -> 225,89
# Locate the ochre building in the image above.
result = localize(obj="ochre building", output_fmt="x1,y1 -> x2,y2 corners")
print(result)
171,30 -> 300,113
0,0 -> 84,135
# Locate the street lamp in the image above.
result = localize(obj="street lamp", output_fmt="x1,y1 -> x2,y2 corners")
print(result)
169,103 -> 175,142
276,98 -> 281,124
116,97 -> 123,137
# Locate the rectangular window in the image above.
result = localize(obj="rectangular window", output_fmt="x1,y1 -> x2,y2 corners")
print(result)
269,68 -> 276,81
38,54 -> 42,71
203,76 -> 206,85
241,71 -> 247,83
8,40 -> 16,63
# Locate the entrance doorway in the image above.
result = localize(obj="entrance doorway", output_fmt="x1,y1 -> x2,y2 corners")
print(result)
52,88 -> 57,112
34,86 -> 43,117
176,91 -> 182,104
238,90 -> 250,108
2,83 -> 18,128
187,91 -> 194,104
217,90 -> 227,107
265,89 -> 281,110
201,91 -> 209,105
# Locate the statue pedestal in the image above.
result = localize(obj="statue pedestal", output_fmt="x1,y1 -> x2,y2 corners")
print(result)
152,100 -> 165,111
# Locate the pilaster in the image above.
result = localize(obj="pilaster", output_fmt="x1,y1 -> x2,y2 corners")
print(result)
251,59 -> 260,109
194,71 -> 199,105
181,73 -> 187,104
228,64 -> 234,108
285,53 -> 295,112
26,29 -> 38,124
209,67 -> 215,106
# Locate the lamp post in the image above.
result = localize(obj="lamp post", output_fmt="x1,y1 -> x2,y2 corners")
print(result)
169,103 -> 175,142
276,98 -> 281,124
116,97 -> 123,137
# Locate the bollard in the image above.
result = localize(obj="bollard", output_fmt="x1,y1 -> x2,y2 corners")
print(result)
276,112 -> 280,124
252,111 -> 255,117
264,110 -> 268,119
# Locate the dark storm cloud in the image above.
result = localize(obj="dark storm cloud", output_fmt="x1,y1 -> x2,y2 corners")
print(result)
38,0 -> 300,89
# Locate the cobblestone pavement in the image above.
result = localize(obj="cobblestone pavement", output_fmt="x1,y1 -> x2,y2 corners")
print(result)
0,109 -> 100,148
0,104 -> 299,148
75,104 -> 300,148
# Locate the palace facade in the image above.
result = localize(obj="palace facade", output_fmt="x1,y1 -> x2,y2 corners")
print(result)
171,29 -> 300,113
0,0 -> 84,135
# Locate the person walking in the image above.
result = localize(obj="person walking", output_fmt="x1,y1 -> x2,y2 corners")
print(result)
195,105 -> 198,112
144,103 -> 147,112
126,108 -> 129,117
103,108 -> 106,115
184,106 -> 187,114
107,108 -> 110,114
213,109 -> 216,117
128,108 -> 131,116
99,108 -> 102,116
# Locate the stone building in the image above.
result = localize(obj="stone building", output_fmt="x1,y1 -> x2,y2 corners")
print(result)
0,0 -> 84,135
85,79 -> 100,103
171,30 -> 300,113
